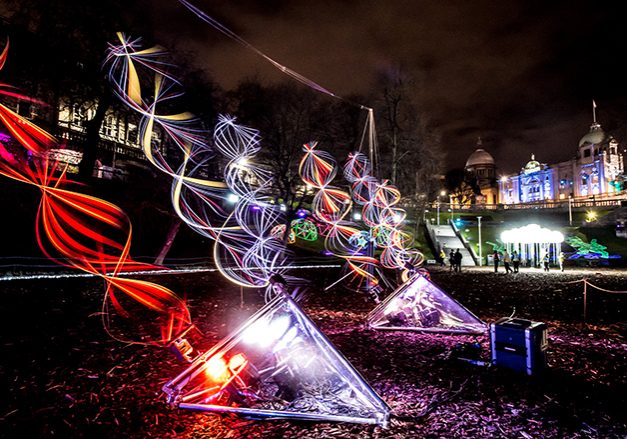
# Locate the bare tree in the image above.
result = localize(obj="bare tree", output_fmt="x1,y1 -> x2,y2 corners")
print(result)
372,66 -> 444,224
445,168 -> 481,205
228,80 -> 359,225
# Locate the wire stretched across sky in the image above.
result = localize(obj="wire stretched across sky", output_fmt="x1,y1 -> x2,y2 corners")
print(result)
177,0 -> 381,174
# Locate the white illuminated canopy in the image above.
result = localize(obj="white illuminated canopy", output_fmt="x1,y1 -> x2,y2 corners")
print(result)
500,224 -> 564,244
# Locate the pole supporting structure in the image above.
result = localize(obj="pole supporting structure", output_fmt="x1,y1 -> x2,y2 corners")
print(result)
583,280 -> 588,321
477,216 -> 482,267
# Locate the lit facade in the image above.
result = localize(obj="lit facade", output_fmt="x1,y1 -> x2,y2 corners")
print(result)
498,116 -> 624,204
0,96 -> 163,179
55,99 -> 162,177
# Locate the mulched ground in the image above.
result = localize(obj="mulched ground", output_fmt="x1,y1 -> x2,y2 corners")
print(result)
0,266 -> 625,438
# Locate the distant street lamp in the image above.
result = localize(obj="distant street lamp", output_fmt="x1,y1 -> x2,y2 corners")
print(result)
568,195 -> 573,226
477,216 -> 482,266
436,200 -> 440,225
437,190 -> 446,225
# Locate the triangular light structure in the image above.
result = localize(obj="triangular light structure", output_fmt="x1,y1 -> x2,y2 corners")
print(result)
367,273 -> 485,334
163,293 -> 389,426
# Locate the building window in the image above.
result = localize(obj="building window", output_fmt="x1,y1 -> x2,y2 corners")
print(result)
72,104 -> 85,126
583,149 -> 591,158
127,124 -> 138,146
103,115 -> 117,138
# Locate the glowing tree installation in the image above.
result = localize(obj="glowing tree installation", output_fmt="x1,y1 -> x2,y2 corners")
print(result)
565,236 -> 620,260
106,35 -> 389,425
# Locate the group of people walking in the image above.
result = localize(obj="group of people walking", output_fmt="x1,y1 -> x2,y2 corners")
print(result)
439,248 -> 463,272
492,250 -> 519,273
493,250 -> 565,273
439,246 -> 566,273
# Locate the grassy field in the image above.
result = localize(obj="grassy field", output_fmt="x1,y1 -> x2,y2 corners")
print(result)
1,268 -> 625,438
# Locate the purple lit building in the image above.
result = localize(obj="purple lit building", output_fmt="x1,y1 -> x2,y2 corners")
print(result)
498,113 -> 624,204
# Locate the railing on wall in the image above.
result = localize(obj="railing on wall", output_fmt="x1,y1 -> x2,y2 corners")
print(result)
450,219 -> 479,265
402,195 -> 626,212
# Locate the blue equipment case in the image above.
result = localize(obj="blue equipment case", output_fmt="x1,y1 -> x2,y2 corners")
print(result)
490,317 -> 548,375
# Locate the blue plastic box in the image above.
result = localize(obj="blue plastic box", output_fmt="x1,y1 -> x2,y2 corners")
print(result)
490,317 -> 548,375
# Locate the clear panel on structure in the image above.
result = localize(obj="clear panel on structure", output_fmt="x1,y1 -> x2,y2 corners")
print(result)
163,294 -> 390,426
367,274 -> 485,334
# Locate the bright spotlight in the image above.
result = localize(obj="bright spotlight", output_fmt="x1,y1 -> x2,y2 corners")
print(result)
353,212 -> 362,220
501,224 -> 564,244
205,355 -> 229,382
242,315 -> 291,348
227,193 -> 239,203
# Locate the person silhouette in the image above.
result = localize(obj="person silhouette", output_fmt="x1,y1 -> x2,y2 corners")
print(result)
454,249 -> 462,272
512,250 -> 520,273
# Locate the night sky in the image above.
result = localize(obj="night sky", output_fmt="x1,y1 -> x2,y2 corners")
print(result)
41,1 -> 627,173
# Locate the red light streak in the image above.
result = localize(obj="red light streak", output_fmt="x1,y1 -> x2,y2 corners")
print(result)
0,39 -> 193,347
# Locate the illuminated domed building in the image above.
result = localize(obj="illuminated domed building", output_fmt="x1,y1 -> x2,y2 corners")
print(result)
463,138 -> 499,204
498,106 -> 624,205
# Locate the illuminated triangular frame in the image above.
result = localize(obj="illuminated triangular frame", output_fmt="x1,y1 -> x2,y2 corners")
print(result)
367,273 -> 485,334
163,293 -> 390,426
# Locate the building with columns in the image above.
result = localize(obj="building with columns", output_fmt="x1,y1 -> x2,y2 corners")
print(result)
497,107 -> 624,205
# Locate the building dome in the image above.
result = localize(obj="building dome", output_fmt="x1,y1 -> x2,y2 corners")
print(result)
579,123 -> 607,147
523,154 -> 541,174
465,148 -> 495,168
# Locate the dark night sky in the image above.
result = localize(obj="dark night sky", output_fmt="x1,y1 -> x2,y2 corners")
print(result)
143,1 -> 627,173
